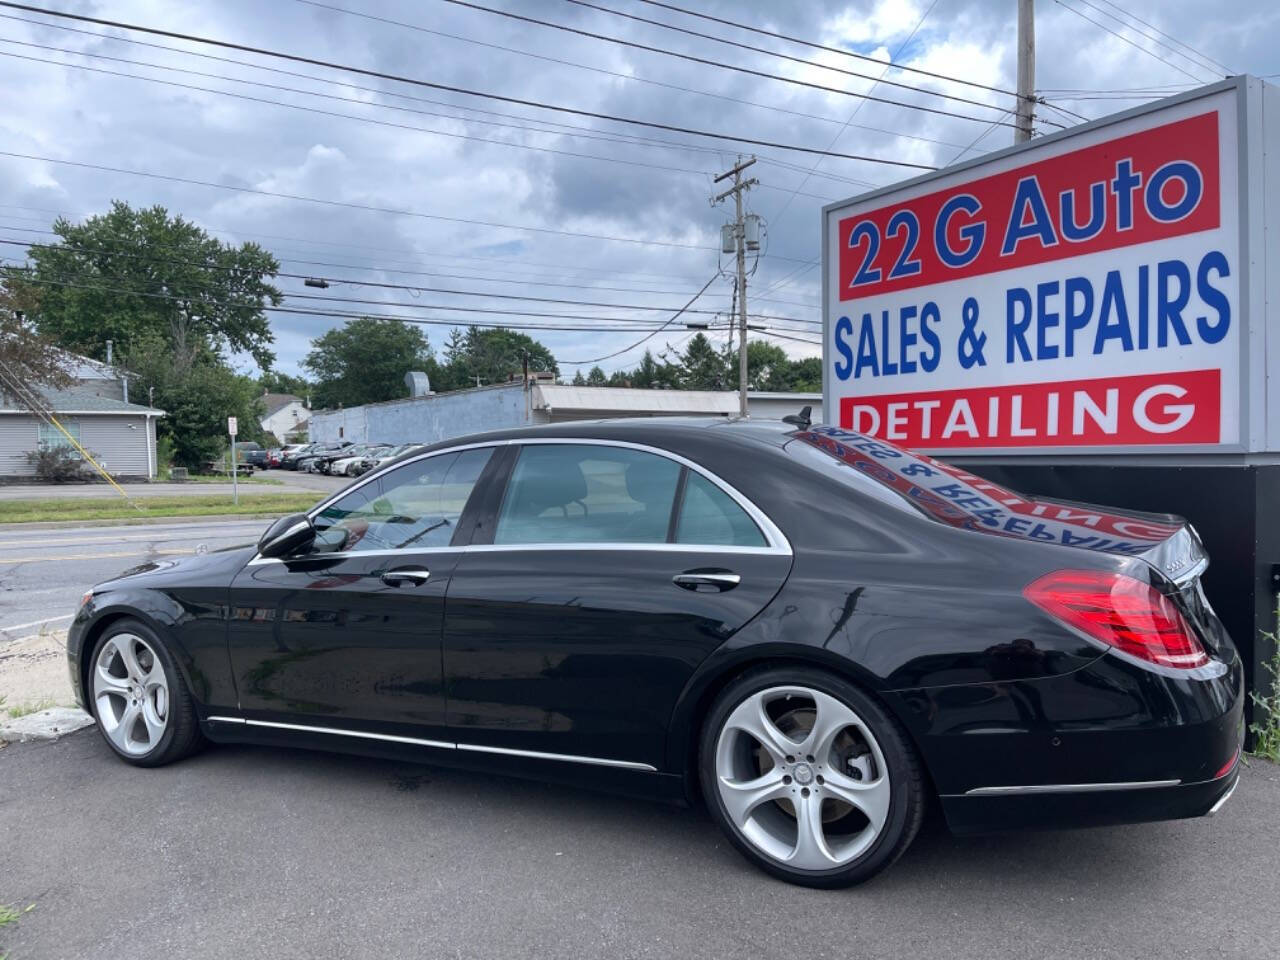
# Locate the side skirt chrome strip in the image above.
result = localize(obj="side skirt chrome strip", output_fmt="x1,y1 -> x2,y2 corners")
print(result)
456,742 -> 656,771
962,778 -> 1182,797
205,715 -> 657,773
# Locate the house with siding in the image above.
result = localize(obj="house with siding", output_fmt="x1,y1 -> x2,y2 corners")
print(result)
1,356 -> 164,480
259,392 -> 308,443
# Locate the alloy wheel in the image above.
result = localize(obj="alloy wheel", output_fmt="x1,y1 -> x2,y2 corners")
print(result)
93,633 -> 170,756
714,685 -> 891,871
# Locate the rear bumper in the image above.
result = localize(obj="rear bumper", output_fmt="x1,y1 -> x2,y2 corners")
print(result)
885,649 -> 1245,834
941,760 -> 1241,834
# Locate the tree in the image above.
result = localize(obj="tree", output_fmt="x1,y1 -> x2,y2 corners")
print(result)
437,327 -> 558,391
17,201 -> 281,371
677,333 -> 729,390
121,333 -> 266,468
304,317 -> 438,409
0,283 -> 73,395
259,370 -> 311,397
585,365 -> 607,386
571,369 -> 586,386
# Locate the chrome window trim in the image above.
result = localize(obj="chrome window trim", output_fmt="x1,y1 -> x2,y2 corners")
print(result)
251,435 -> 791,563
962,778 -> 1181,797
204,715 -> 656,772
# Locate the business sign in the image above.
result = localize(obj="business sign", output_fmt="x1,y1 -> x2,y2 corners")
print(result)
821,80 -> 1273,455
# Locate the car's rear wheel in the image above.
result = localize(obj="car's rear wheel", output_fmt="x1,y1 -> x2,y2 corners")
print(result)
699,666 -> 925,887
89,619 -> 204,767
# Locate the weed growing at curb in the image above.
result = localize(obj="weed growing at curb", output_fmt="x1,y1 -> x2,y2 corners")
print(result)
6,699 -> 55,720
1249,629 -> 1280,763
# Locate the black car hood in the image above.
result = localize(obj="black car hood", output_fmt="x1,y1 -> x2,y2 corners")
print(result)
98,542 -> 257,590
789,426 -> 1205,583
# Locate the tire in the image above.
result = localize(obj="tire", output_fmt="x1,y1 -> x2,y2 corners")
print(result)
87,618 -> 204,768
698,665 -> 925,888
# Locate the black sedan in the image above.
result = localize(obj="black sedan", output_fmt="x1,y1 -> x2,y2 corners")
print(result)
67,418 -> 1243,887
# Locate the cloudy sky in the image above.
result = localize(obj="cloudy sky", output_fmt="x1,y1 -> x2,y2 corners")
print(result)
0,0 -> 1275,379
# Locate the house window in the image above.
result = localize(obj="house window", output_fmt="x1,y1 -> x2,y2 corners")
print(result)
38,421 -> 81,458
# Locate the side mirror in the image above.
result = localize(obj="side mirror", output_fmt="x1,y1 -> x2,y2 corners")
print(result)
258,513 -> 316,558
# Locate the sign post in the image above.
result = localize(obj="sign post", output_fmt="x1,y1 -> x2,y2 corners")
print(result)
227,416 -> 238,507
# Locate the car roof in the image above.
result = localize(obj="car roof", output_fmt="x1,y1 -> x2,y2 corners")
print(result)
434,415 -> 795,451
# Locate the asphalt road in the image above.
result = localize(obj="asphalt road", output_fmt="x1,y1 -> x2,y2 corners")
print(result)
0,518 -> 271,641
1,731 -> 1277,960
0,468 -> 346,500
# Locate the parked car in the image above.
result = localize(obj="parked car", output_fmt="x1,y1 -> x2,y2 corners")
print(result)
278,443 -> 314,470
67,419 -> 1242,888
295,442 -> 351,473
327,443 -> 390,477
358,442 -> 424,474
233,441 -> 266,469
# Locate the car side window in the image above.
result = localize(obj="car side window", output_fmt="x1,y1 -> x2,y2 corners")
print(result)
494,444 -> 680,544
675,471 -> 766,547
311,447 -> 492,553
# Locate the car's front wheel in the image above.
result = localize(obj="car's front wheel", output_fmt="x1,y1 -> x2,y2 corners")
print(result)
89,619 -> 204,767
699,667 -> 925,887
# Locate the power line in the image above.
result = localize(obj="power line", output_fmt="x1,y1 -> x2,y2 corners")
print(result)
0,203 -> 725,284
0,2 -> 938,167
0,218 -> 819,305
0,9 -> 919,177
626,0 -> 1022,99
6,271 -> 697,332
0,33 -> 859,200
1052,0 -> 1213,84
0,45 -> 844,202
0,149 -> 835,261
437,0 -> 1048,131
560,275 -> 719,365
765,0 -> 941,246
1085,0 -> 1233,76
292,0 -> 1018,148
0,234 -> 819,323
554,0 -> 1014,116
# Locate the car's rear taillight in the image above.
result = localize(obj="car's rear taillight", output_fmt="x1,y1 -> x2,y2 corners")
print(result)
1023,570 -> 1209,669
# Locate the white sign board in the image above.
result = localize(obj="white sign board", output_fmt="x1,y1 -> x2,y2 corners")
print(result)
822,77 -> 1276,456
227,416 -> 238,437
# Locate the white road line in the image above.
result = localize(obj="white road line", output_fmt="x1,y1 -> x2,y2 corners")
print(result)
0,613 -> 74,633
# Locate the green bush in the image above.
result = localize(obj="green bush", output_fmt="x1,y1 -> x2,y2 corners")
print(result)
24,446 -> 99,482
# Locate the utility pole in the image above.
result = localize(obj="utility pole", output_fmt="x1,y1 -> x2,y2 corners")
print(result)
713,156 -> 758,417
1015,0 -> 1035,144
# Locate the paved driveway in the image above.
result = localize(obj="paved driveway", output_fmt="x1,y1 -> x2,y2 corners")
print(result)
2,731 -> 1276,960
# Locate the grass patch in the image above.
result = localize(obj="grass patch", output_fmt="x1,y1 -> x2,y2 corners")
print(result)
1,902 -> 35,959
0,493 -> 322,524
6,698 -> 54,719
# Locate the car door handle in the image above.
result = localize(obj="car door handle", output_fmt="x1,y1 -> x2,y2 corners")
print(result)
381,567 -> 430,586
672,571 -> 740,592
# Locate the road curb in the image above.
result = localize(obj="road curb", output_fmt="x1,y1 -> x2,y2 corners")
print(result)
0,707 -> 94,743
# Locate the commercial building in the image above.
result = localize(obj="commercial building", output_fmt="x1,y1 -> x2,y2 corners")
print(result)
308,380 -> 818,446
